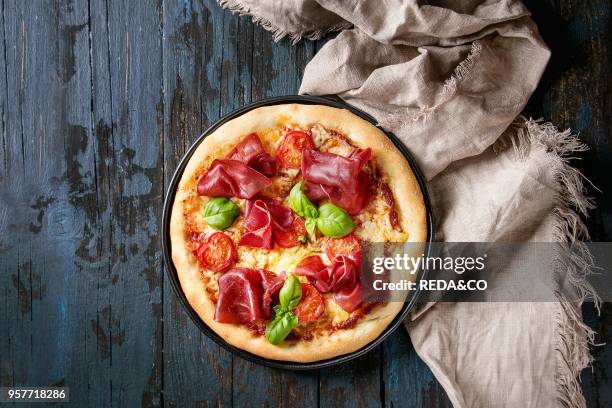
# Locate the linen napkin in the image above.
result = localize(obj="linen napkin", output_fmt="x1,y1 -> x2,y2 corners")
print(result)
218,1 -> 598,406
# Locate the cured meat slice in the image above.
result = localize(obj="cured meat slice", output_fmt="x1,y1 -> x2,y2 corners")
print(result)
294,255 -> 363,312
294,255 -> 334,293
239,199 -> 274,249
328,255 -> 358,292
257,196 -> 294,232
215,268 -> 264,323
214,267 -> 284,323
197,159 -> 271,199
226,133 -> 276,177
301,148 -> 372,214
239,198 -> 296,249
333,283 -> 363,313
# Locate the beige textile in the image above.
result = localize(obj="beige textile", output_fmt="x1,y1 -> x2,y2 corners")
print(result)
218,1 -> 597,406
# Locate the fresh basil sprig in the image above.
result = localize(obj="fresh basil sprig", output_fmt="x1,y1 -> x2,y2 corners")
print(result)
203,197 -> 239,230
288,181 -> 319,219
288,182 -> 354,240
265,312 -> 298,346
279,274 -> 302,310
265,274 -> 302,345
316,203 -> 354,238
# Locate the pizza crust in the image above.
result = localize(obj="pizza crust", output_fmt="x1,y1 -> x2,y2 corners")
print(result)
170,104 -> 428,362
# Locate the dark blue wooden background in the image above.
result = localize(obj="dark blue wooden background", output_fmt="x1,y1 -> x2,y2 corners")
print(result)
0,0 -> 610,406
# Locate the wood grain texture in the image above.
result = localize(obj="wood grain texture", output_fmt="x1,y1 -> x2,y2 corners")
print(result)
0,0 -> 106,403
162,1 -> 232,406
383,330 -> 452,408
0,0 -> 165,405
0,0 -> 609,407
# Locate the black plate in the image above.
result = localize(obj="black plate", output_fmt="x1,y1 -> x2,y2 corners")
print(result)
161,95 -> 434,370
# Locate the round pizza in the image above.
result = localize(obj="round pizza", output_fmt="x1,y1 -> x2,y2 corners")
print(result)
170,103 -> 427,362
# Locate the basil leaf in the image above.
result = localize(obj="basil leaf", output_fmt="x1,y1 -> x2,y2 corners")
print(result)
316,203 -> 354,238
265,311 -> 298,345
279,274 -> 302,310
288,181 -> 319,219
203,197 -> 239,230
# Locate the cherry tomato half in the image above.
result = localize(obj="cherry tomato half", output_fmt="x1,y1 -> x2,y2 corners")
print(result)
275,216 -> 307,248
276,131 -> 314,168
195,232 -> 237,272
325,234 -> 362,263
294,283 -> 325,323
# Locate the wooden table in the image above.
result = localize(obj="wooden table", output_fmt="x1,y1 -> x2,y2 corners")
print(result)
0,0 -> 609,406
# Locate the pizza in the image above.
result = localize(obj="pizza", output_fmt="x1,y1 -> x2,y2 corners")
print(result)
170,103 -> 427,362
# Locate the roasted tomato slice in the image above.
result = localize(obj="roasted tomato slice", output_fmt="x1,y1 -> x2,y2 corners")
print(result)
275,216 -> 307,248
295,283 -> 325,323
276,130 -> 314,168
195,232 -> 237,272
325,234 -> 362,263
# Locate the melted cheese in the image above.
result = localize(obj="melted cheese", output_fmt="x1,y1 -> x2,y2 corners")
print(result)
355,193 -> 408,242
310,124 -> 354,156
237,245 -> 316,273
325,295 -> 350,325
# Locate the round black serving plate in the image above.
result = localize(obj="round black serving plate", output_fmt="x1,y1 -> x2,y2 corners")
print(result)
162,95 -> 434,370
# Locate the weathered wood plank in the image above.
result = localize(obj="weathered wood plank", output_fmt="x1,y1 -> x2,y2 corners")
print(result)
0,0 -> 32,391
161,0 -> 232,406
87,0 -> 165,406
0,0 -> 8,387
0,0 -> 166,402
0,0 -> 100,402
319,348 -> 382,408
383,329 -> 452,408
250,22 -> 317,101
0,0 -> 6,176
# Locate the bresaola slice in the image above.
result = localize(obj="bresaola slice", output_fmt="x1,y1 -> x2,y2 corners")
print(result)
303,181 -> 327,201
249,154 -> 276,178
239,197 -> 296,249
333,283 -> 363,313
214,267 -> 284,324
294,255 -> 334,292
214,268 -> 263,324
226,133 -> 276,177
198,134 -> 275,199
197,159 -> 271,199
261,271 -> 286,318
226,133 -> 265,163
329,256 -> 358,290
302,148 -> 372,214
260,196 -> 294,232
239,199 -> 274,249
295,254 -> 362,312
